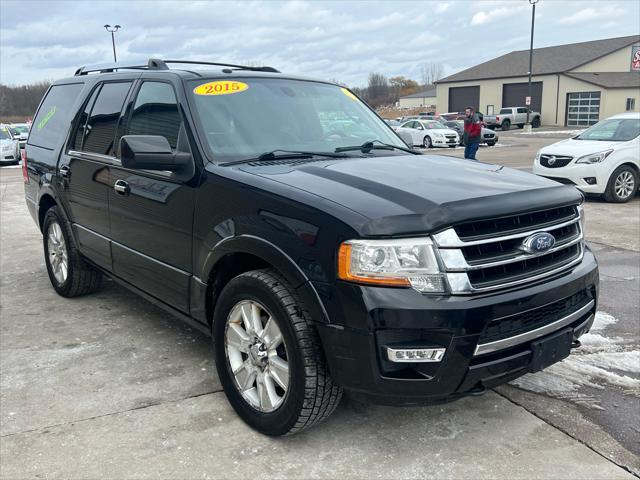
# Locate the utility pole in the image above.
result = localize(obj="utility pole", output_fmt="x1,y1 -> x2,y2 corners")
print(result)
524,0 -> 539,133
104,24 -> 121,62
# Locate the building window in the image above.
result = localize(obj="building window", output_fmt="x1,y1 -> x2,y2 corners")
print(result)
566,91 -> 601,127
626,98 -> 636,111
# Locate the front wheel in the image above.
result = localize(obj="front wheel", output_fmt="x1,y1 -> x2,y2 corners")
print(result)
604,165 -> 638,203
423,135 -> 432,148
213,269 -> 342,436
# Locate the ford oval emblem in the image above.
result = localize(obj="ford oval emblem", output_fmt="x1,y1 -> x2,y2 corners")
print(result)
522,232 -> 556,254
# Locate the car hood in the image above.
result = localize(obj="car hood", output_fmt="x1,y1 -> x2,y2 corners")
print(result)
249,154 -> 581,236
539,137 -> 624,156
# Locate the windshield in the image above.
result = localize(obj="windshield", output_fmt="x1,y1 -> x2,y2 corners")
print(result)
576,118 -> 640,142
421,121 -> 442,130
0,129 -> 10,140
11,125 -> 29,134
189,78 -> 405,162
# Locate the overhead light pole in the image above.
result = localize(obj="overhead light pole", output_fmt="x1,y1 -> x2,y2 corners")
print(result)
524,0 -> 539,132
104,24 -> 121,62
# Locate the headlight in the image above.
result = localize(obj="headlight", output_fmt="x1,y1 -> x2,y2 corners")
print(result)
577,204 -> 586,236
338,238 -> 445,293
575,149 -> 614,164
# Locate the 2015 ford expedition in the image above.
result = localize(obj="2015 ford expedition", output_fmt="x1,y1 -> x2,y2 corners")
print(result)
23,59 -> 598,436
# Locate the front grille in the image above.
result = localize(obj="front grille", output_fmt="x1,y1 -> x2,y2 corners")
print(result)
479,290 -> 591,344
540,154 -> 573,168
434,205 -> 584,294
445,134 -> 457,141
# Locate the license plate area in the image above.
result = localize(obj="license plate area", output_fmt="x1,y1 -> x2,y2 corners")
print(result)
529,327 -> 573,372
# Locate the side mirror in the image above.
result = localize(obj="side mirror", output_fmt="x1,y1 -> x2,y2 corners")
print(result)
119,135 -> 190,171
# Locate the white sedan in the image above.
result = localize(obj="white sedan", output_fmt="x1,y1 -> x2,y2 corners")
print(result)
0,126 -> 21,165
394,119 -> 459,148
532,112 -> 639,203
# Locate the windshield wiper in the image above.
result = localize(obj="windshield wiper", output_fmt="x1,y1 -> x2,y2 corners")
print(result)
220,149 -> 348,166
335,140 -> 421,155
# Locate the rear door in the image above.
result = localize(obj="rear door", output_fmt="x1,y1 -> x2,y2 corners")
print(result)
60,80 -> 134,270
108,78 -> 196,313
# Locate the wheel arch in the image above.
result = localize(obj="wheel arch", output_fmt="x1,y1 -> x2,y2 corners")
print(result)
200,235 -> 331,328
37,193 -> 58,232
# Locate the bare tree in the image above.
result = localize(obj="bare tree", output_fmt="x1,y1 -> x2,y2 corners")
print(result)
366,72 -> 391,108
420,62 -> 444,87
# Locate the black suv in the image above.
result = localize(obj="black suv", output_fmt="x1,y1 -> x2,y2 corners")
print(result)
24,59 -> 598,436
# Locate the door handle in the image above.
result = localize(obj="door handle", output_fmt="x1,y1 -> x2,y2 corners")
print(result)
59,165 -> 71,178
114,179 -> 130,195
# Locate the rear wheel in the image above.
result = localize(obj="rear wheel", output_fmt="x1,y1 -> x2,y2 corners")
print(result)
43,206 -> 102,297
423,136 -> 432,148
501,120 -> 511,131
604,165 -> 638,203
213,269 -> 342,436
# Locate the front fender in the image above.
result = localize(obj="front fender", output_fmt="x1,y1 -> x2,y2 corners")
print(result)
200,234 -> 331,325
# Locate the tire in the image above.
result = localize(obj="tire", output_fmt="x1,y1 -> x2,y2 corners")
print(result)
486,142 -> 496,147
501,120 -> 511,131
43,206 -> 102,297
603,165 -> 638,203
423,135 -> 432,148
532,117 -> 541,128
213,269 -> 342,436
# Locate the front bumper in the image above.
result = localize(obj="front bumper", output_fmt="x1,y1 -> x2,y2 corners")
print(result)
532,161 -> 607,194
316,247 -> 598,405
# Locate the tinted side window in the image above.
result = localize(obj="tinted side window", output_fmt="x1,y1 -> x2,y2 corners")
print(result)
517,108 -> 527,114
83,82 -> 132,156
128,82 -> 181,149
70,86 -> 100,151
499,108 -> 511,114
28,83 -> 84,150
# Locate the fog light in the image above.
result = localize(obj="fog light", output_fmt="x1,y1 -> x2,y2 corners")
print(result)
583,177 -> 597,185
386,347 -> 446,363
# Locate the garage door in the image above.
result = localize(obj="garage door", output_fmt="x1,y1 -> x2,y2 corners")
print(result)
502,82 -> 543,112
566,92 -> 601,127
448,86 -> 480,113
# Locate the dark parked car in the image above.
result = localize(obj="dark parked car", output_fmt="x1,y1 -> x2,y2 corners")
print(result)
444,120 -> 498,146
24,59 -> 598,436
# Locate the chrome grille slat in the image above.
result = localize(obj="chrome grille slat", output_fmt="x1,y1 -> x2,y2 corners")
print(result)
435,205 -> 584,294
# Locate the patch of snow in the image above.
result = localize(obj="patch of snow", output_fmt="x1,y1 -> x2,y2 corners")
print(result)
511,310 -> 640,409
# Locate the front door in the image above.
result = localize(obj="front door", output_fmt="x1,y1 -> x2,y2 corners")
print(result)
108,80 -> 196,313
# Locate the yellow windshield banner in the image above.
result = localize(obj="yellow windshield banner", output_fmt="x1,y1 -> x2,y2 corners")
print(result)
193,81 -> 248,96
341,88 -> 358,100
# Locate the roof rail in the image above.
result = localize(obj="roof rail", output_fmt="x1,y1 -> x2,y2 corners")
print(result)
74,58 -> 168,76
74,58 -> 279,76
160,60 -> 280,73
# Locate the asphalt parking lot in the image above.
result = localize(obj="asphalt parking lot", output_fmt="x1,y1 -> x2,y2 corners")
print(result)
1,131 -> 639,479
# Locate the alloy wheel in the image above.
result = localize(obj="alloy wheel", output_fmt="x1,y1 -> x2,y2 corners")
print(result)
47,221 -> 68,284
224,300 -> 290,412
614,171 -> 635,200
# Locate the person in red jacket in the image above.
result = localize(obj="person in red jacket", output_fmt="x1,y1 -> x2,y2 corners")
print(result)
463,106 -> 482,160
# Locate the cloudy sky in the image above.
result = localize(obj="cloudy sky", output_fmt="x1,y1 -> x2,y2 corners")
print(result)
1,0 -> 638,87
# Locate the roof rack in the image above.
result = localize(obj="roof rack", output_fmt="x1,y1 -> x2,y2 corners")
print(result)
74,58 -> 279,76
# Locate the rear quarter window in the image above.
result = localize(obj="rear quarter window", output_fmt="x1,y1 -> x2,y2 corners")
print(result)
28,83 -> 84,150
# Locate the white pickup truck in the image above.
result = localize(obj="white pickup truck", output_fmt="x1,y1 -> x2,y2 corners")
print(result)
484,107 -> 541,131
